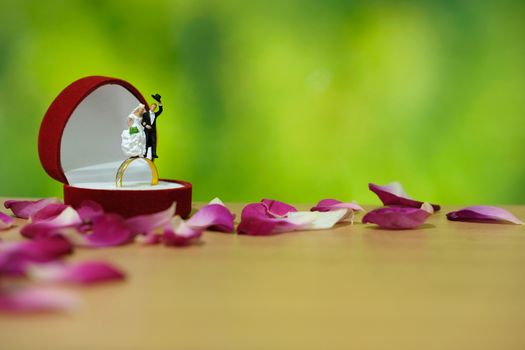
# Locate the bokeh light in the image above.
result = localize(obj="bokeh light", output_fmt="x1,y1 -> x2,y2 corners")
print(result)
0,0 -> 523,204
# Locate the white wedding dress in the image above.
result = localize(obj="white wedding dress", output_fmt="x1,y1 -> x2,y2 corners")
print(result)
121,114 -> 146,157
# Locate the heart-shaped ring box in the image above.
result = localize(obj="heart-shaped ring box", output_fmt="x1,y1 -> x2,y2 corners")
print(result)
39,76 -> 192,217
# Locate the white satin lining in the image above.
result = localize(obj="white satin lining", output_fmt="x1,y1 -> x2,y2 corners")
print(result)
65,161 -> 182,191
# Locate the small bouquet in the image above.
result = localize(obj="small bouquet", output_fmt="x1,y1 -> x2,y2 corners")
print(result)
129,126 -> 139,135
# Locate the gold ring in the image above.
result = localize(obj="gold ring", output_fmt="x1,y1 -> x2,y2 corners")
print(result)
115,157 -> 159,187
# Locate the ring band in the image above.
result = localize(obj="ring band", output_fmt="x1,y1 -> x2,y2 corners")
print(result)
115,157 -> 159,187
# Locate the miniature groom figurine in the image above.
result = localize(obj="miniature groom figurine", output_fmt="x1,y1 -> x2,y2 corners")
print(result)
142,93 -> 163,159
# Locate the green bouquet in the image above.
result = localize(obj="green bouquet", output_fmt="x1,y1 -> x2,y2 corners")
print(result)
129,126 -> 139,135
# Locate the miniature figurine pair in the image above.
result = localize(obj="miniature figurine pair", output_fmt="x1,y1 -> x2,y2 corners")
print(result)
121,94 -> 163,159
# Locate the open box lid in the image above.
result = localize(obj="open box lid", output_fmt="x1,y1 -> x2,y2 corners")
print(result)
39,76 -> 181,190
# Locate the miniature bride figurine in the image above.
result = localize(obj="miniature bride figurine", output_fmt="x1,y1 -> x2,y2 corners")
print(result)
121,104 -> 146,157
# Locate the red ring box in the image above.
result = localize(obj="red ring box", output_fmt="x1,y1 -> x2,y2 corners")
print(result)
39,76 -> 192,218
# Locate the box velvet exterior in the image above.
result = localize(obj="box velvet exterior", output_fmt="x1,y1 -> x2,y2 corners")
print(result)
38,76 -> 192,218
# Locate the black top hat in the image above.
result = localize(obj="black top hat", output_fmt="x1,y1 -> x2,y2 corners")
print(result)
151,94 -> 162,103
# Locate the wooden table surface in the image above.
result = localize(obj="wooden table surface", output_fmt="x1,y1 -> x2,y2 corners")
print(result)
1,201 -> 524,350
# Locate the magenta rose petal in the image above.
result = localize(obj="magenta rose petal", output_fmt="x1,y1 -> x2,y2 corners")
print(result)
77,200 -> 105,223
369,182 -> 441,212
29,261 -> 125,285
126,203 -> 175,236
237,203 -> 347,235
61,214 -> 133,248
0,236 -> 73,276
261,199 -> 297,217
4,198 -> 62,219
163,217 -> 203,246
30,203 -> 69,222
71,214 -> 134,247
186,198 -> 235,233
0,287 -> 79,313
446,206 -> 524,225
20,206 -> 82,240
311,199 -> 364,212
237,203 -> 297,235
362,204 -> 433,230
311,199 -> 363,223
0,212 -> 14,230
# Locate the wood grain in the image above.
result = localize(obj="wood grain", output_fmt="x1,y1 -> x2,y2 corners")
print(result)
1,201 -> 524,350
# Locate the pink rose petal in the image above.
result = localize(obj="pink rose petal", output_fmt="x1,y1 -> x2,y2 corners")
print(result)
163,217 -> 203,246
311,199 -> 363,223
237,203 -> 297,235
362,204 -> 433,229
186,198 -> 235,232
126,203 -> 175,235
261,199 -> 297,217
0,287 -> 79,313
77,200 -> 105,223
61,214 -> 134,248
4,198 -> 62,219
446,206 -> 524,225
0,212 -> 14,230
311,199 -> 363,212
0,236 -> 73,276
30,203 -> 69,221
20,206 -> 82,240
369,182 -> 441,212
29,261 -> 125,285
85,214 -> 134,247
237,202 -> 347,235
137,215 -> 204,246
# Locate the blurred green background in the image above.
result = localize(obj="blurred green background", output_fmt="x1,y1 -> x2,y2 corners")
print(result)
0,0 -> 523,204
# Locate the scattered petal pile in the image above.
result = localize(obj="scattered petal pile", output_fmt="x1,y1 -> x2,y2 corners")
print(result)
0,233 -> 125,313
1,183 -> 522,313
0,196 -> 238,313
4,197 -> 236,252
1,198 -> 142,313
237,198 -> 361,235
136,198 -> 235,246
446,206 -> 524,225
362,182 -> 439,229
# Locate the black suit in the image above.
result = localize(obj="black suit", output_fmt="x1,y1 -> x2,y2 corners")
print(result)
142,105 -> 163,158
